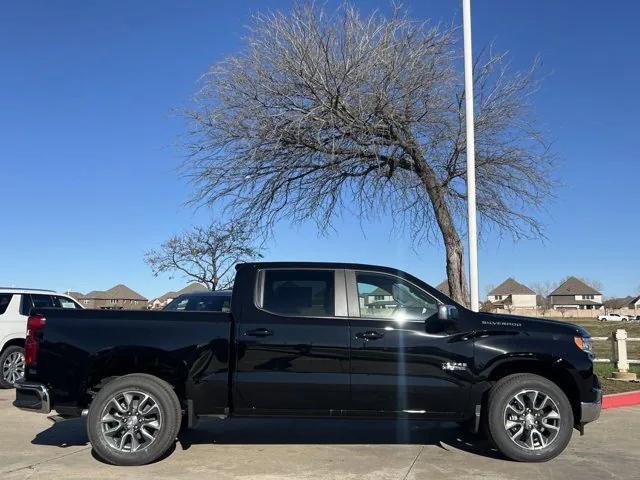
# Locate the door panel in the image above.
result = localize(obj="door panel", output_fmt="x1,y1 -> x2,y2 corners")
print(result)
350,318 -> 474,416
234,269 -> 350,415
348,270 -> 474,418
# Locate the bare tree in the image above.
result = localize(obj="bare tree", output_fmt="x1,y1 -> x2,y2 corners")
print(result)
531,280 -> 557,314
145,221 -> 262,290
182,3 -> 553,304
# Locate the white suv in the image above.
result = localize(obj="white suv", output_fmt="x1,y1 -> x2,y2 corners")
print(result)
0,288 -> 83,388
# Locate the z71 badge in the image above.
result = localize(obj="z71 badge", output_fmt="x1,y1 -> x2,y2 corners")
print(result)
442,362 -> 467,371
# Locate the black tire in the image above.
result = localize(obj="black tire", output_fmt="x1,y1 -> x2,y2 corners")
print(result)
0,345 -> 25,389
87,374 -> 181,466
487,373 -> 573,462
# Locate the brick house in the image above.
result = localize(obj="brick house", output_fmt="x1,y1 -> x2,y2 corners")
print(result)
549,277 -> 603,310
77,284 -> 148,310
487,278 -> 537,310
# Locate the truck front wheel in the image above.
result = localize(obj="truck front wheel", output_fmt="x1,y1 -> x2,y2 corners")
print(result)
486,373 -> 574,462
87,374 -> 182,466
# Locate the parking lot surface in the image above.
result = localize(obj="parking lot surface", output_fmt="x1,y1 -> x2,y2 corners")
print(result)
1,389 -> 638,480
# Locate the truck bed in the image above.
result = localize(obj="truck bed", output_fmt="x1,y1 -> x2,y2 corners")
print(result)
28,308 -> 232,416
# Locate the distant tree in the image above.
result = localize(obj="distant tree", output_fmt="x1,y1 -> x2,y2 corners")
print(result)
182,2 -> 554,306
145,221 -> 262,290
483,284 -> 496,297
479,300 -> 495,313
530,280 -> 557,314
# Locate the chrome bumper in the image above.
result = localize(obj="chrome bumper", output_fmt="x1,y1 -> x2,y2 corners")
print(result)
580,387 -> 602,424
13,381 -> 51,414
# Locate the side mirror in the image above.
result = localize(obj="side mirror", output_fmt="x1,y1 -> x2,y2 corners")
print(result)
438,304 -> 458,321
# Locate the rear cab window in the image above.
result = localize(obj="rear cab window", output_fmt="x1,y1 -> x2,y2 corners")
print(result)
258,269 -> 336,317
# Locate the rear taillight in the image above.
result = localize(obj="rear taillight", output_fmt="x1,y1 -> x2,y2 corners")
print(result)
25,314 -> 46,366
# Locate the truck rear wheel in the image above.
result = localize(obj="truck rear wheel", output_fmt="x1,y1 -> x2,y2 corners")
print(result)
487,373 -> 573,462
87,374 -> 181,466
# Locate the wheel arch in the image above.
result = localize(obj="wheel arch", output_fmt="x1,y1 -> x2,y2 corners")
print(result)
483,359 -> 582,425
0,336 -> 25,353
84,348 -> 189,407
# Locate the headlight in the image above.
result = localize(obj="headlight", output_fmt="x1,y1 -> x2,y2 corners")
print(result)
574,336 -> 594,356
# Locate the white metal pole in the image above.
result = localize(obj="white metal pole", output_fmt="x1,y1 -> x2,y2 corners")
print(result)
462,0 -> 479,312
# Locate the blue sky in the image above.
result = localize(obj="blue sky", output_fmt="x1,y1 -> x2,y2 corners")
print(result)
1,1 -> 639,299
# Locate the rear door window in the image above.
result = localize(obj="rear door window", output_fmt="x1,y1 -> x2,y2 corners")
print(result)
261,269 -> 335,317
0,293 -> 12,315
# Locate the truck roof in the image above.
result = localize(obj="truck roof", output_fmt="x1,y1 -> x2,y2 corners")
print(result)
237,261 -> 408,273
236,261 -> 459,307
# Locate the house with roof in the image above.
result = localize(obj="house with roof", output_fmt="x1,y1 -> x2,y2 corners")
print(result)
549,277 -> 603,310
64,291 -> 85,302
604,296 -> 634,310
359,287 -> 395,310
627,295 -> 640,310
148,283 -> 208,309
604,295 -> 640,311
80,284 -> 148,310
487,278 -> 537,310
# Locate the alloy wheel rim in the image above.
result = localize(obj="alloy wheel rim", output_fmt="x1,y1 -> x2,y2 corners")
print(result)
503,389 -> 561,450
100,390 -> 163,453
2,351 -> 25,385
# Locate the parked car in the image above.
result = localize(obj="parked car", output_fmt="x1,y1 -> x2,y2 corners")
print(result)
0,288 -> 82,388
163,290 -> 231,312
14,262 -> 601,465
597,313 -> 629,322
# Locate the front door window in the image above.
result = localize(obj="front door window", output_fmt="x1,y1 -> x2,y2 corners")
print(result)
356,272 -> 438,321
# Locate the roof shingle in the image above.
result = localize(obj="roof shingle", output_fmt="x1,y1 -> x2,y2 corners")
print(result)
489,278 -> 535,296
156,283 -> 208,302
83,284 -> 147,301
549,277 -> 601,296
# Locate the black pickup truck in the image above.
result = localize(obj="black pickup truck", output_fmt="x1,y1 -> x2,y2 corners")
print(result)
14,262 -> 601,465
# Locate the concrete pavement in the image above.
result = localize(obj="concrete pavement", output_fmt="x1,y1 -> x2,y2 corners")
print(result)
1,389 -> 638,480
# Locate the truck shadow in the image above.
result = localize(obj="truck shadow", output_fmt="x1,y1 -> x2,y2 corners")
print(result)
177,417 -> 503,459
30,417 -> 502,461
31,417 -> 88,448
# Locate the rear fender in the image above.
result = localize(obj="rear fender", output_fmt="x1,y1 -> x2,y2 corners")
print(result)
85,346 -> 189,400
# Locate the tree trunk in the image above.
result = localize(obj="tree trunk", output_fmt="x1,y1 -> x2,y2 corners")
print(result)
440,221 -> 467,306
411,155 -> 468,306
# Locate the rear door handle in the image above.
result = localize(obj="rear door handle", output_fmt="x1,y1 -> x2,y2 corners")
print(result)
355,330 -> 384,341
244,328 -> 274,337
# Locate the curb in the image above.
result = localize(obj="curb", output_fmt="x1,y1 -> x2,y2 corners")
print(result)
602,390 -> 640,409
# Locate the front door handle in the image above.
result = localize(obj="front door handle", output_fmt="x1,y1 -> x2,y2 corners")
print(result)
355,330 -> 384,341
244,328 -> 274,337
